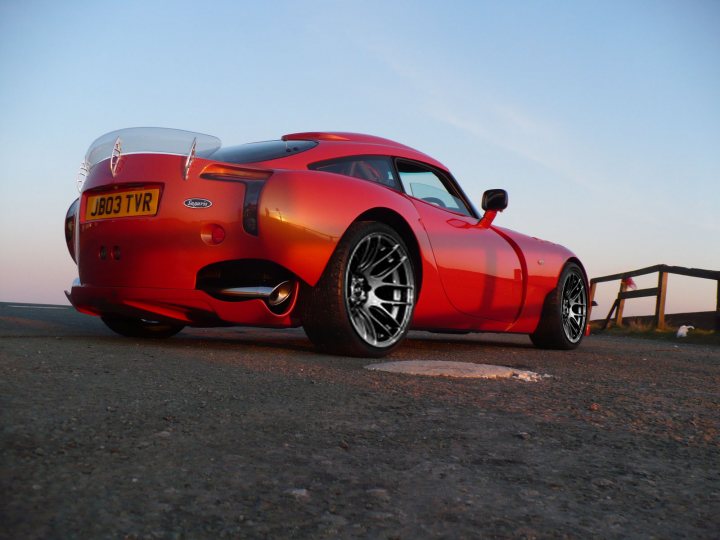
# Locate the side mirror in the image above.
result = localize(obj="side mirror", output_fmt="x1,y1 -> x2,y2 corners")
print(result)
481,189 -> 508,211
478,189 -> 508,228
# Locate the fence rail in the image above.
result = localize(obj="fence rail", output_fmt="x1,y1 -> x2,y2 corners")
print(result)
589,264 -> 720,331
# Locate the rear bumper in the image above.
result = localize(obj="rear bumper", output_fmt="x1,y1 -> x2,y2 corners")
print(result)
66,281 -> 298,328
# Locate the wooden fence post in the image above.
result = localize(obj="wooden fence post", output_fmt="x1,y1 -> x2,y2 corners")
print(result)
616,281 -> 627,327
654,271 -> 668,329
588,281 -> 597,322
716,279 -> 720,331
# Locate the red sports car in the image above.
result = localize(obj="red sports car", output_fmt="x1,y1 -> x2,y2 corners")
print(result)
65,128 -> 588,357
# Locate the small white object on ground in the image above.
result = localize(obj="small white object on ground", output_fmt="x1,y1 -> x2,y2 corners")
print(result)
365,360 -> 546,381
285,488 -> 310,499
676,325 -> 694,338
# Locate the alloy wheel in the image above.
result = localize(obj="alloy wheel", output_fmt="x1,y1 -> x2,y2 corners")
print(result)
344,232 -> 415,348
561,270 -> 587,343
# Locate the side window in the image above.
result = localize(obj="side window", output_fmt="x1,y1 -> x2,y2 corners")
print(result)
397,161 -> 472,216
309,156 -> 400,189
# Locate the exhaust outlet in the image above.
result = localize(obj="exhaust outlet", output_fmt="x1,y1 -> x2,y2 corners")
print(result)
218,280 -> 295,306
267,280 -> 294,306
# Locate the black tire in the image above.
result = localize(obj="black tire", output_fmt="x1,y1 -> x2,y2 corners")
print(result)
530,262 -> 588,349
301,221 -> 416,357
101,315 -> 184,339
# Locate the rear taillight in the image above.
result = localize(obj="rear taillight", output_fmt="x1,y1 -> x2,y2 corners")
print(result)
65,198 -> 79,262
200,164 -> 271,236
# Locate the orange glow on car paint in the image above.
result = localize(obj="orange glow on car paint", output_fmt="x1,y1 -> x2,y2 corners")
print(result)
67,134 -> 585,337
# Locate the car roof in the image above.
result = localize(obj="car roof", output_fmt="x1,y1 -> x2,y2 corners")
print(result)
281,132 -> 450,171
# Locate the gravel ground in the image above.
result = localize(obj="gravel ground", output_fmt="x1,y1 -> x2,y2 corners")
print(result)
1,302 -> 719,539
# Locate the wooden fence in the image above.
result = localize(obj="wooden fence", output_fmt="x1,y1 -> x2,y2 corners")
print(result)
589,265 -> 720,330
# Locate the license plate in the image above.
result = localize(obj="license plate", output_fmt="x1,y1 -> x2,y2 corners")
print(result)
85,188 -> 160,221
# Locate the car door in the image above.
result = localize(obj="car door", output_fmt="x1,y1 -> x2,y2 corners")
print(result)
397,160 -> 524,322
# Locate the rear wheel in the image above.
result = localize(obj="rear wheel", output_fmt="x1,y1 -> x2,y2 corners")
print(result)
101,315 -> 184,339
302,221 -> 416,357
530,262 -> 587,349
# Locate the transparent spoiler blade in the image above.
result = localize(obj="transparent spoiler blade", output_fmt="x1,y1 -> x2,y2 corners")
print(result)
84,127 -> 222,168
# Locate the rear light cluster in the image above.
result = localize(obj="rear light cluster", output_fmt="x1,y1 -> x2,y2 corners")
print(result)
65,198 -> 79,262
200,164 -> 271,236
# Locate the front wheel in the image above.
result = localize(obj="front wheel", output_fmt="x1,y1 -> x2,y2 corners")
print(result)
530,262 -> 588,349
301,221 -> 416,357
101,315 -> 184,339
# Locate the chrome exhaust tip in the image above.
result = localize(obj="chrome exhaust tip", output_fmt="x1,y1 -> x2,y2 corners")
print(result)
217,280 -> 295,307
218,285 -> 276,299
267,280 -> 294,306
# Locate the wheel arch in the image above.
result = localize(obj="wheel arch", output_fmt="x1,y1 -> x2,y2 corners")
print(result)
538,256 -> 589,318
566,256 -> 589,287
352,207 -> 423,297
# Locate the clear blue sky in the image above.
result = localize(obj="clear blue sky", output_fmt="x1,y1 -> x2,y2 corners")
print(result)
1,0 -> 718,317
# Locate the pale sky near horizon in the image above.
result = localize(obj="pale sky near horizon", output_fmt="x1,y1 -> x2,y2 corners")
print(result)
1,0 -> 718,318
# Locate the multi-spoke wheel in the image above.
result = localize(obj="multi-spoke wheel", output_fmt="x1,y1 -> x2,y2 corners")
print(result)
101,315 -> 184,339
560,269 -> 587,344
345,229 -> 415,348
530,262 -> 587,349
302,221 -> 416,357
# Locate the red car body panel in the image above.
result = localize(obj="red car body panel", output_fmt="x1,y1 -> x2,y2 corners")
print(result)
66,129 -> 586,338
